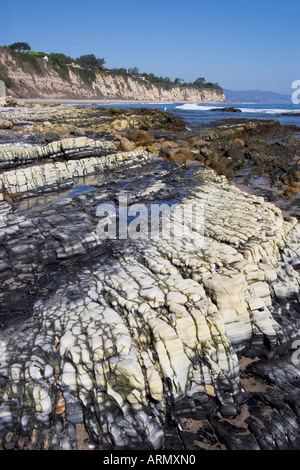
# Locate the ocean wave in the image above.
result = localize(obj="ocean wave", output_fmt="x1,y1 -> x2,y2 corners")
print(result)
175,103 -> 300,115
237,108 -> 300,114
175,104 -> 220,111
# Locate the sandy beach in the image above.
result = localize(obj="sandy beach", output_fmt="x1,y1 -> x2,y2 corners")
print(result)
20,99 -> 225,105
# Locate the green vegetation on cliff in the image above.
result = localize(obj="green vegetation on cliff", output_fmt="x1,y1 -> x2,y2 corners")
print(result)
0,43 -> 223,94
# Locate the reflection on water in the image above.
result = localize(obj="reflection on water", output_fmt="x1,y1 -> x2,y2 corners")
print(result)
15,173 -> 108,211
250,176 -> 267,186
59,185 -> 97,199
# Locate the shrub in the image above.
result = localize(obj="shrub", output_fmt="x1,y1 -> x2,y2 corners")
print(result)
9,49 -> 44,75
25,51 -> 46,58
73,67 -> 96,84
48,53 -> 74,65
51,63 -> 71,82
0,71 -> 13,88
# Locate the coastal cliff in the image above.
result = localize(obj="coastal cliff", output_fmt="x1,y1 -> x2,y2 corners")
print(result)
0,49 -> 225,102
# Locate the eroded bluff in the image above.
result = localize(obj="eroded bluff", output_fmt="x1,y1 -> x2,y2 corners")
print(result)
0,149 -> 299,450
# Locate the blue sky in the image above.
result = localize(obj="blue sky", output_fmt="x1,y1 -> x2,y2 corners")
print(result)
1,0 -> 299,94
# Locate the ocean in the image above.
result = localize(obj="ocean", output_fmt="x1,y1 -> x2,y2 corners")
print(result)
87,101 -> 300,130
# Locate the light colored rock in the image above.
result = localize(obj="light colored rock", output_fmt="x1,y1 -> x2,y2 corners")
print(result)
33,386 -> 52,417
0,159 -> 299,450
111,118 -> 129,131
0,137 -> 117,170
0,148 -> 150,194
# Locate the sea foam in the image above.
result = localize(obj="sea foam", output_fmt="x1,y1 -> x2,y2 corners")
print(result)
175,103 -> 300,115
238,108 -> 300,114
175,104 -> 220,111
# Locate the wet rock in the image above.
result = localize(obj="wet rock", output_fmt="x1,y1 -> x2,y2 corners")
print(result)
0,104 -> 299,451
0,137 -> 118,170
0,148 -> 150,195
66,423 -> 77,440
158,147 -> 175,160
0,158 -> 298,450
210,418 -> 260,450
224,145 -> 244,160
212,107 -> 242,113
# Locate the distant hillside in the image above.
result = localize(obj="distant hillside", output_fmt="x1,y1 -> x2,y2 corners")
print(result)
224,89 -> 291,104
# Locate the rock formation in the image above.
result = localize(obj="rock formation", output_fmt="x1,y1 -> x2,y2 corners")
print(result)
0,156 -> 299,450
0,80 -> 5,98
0,103 -> 299,451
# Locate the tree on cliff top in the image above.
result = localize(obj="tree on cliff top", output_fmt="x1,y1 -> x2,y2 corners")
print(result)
75,54 -> 105,70
193,77 -> 206,87
8,42 -> 31,53
48,53 -> 74,65
128,67 -> 140,77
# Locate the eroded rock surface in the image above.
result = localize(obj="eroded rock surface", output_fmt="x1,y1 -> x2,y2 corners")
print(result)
0,155 -> 299,450
0,103 -> 299,450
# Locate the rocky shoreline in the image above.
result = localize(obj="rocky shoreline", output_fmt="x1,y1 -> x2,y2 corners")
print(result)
0,98 -> 299,451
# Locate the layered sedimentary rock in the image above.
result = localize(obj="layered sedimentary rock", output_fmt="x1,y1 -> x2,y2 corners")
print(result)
0,138 -> 150,195
0,102 -> 300,450
0,153 -> 299,450
0,137 -> 117,169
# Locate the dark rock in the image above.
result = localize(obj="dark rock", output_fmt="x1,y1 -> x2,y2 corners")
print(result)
194,422 -> 221,449
211,107 -> 242,113
66,423 -> 77,440
2,440 -> 17,450
158,147 -> 175,160
160,140 -> 178,149
210,418 -> 260,450
44,131 -> 62,143
224,145 -> 245,162
71,128 -> 87,137
49,434 -> 60,450
54,415 -> 64,436
163,424 -> 184,450
200,147 -> 215,159
0,102 -> 300,452
246,415 -> 278,450
64,400 -> 84,424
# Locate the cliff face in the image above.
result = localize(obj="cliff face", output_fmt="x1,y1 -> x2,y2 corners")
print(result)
0,49 -> 225,102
